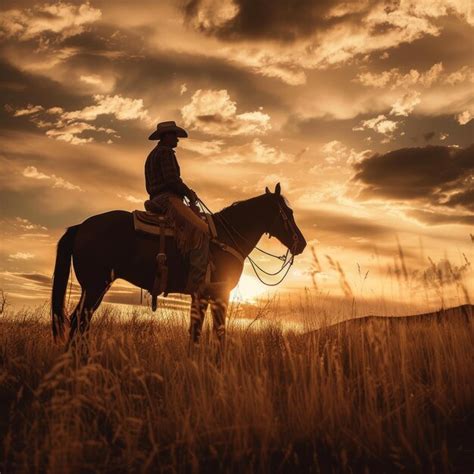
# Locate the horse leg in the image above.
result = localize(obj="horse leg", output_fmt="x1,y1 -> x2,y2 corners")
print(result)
188,293 -> 208,355
68,281 -> 110,347
210,295 -> 228,364
67,289 -> 85,346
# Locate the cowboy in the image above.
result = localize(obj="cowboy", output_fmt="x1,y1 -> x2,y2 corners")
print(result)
145,121 -> 209,294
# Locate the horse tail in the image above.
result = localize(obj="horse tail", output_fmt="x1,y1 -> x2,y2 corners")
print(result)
51,225 -> 79,341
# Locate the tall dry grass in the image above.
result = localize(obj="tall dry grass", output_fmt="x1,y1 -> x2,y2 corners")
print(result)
1,299 -> 473,473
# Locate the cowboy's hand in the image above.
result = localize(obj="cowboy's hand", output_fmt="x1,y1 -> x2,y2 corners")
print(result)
188,189 -> 198,203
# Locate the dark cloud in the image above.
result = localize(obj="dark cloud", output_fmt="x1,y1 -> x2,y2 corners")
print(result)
394,115 -> 473,149
423,131 -> 435,142
288,112 -> 473,153
48,18 -> 288,110
184,0 -> 372,42
370,17 -> 474,73
0,60 -> 86,132
408,209 -> 474,226
110,52 -> 286,117
354,145 -> 473,200
445,188 -> 474,212
353,144 -> 474,224
0,16 -> 286,144
61,24 -> 147,56
30,31 -> 287,127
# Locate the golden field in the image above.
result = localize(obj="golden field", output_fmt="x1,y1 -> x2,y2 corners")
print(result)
0,297 -> 473,473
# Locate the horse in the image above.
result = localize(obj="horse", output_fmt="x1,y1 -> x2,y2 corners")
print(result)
51,183 -> 307,352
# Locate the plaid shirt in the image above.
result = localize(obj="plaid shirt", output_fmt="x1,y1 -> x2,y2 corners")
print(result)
145,144 -> 191,198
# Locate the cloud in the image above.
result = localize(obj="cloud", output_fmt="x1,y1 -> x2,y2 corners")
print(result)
180,138 -> 224,155
0,2 -> 102,41
79,74 -> 103,86
353,144 -> 474,223
354,62 -> 474,119
22,166 -> 49,180
15,217 -> 47,231
218,46 -> 310,84
62,94 -> 151,122
320,140 -> 373,166
22,166 -> 82,191
295,206 -> 395,241
423,131 -> 436,142
8,104 -> 45,117
353,114 -> 400,139
213,138 -> 291,164
186,0 -> 239,35
354,62 -> 473,119
9,252 -> 35,260
456,110 -> 472,125
47,107 -> 64,115
390,91 -> 421,117
184,0 -> 340,41
445,188 -> 474,212
117,193 -> 143,204
7,94 -> 148,144
356,62 -> 446,89
45,121 -> 96,145
184,1 -> 474,84
321,140 -> 347,165
181,136 -> 292,164
181,89 -> 271,136
407,209 -> 474,226
444,66 -> 474,85
0,271 -> 51,287
12,272 -> 51,285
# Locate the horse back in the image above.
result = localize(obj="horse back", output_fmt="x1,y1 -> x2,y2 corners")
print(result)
72,210 -> 187,292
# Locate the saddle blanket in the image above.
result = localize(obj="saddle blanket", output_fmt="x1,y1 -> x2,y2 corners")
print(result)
133,210 -> 175,237
133,209 -> 217,239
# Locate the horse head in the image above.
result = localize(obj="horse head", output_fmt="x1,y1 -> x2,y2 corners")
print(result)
264,183 -> 307,256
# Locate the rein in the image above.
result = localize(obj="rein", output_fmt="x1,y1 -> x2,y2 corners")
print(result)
196,197 -> 296,286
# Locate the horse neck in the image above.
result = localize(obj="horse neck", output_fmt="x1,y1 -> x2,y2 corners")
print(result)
214,196 -> 269,257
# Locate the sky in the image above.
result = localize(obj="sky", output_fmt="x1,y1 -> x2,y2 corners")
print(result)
0,0 -> 473,309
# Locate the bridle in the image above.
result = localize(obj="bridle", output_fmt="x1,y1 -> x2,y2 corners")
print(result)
267,199 -> 300,256
197,196 -> 301,286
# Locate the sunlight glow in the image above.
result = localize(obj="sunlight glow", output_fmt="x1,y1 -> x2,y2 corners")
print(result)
231,274 -> 268,303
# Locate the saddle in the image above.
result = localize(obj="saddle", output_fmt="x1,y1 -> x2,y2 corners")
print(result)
132,200 -> 217,312
133,210 -> 175,237
133,200 -> 243,312
132,201 -> 175,311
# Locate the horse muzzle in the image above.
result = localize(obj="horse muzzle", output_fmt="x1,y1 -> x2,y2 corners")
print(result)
291,235 -> 307,256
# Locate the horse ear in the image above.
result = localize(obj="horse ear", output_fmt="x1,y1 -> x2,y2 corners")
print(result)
275,183 -> 281,195
265,186 -> 271,194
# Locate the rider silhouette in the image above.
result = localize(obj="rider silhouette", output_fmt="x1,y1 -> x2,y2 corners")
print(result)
145,121 -> 209,294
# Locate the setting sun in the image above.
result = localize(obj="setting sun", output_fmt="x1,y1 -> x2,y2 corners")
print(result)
230,273 -> 269,303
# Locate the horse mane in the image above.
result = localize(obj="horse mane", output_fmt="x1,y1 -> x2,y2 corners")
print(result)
216,194 -> 266,219
217,193 -> 290,217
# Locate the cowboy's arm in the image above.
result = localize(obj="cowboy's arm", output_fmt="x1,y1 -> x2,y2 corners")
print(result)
160,149 -> 194,198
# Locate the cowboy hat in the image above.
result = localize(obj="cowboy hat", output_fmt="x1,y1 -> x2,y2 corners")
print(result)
148,121 -> 188,140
